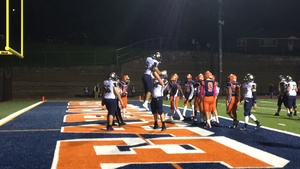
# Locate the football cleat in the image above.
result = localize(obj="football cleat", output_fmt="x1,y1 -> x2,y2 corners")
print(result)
107,126 -> 114,131
142,103 -> 149,111
153,123 -> 160,129
161,124 -> 166,131
240,127 -> 247,131
255,123 -> 262,129
204,123 -> 212,128
274,112 -> 280,116
234,120 -> 239,128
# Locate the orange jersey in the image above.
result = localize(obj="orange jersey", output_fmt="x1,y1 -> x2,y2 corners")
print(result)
201,79 -> 217,112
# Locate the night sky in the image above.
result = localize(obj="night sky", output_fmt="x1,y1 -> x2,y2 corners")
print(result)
1,0 -> 300,47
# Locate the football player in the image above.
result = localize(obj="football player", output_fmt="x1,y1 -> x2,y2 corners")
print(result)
151,74 -> 169,131
196,73 -> 205,126
182,74 -> 195,118
167,74 -> 184,122
240,73 -> 261,131
119,75 -> 130,118
210,75 -> 220,125
142,52 -> 167,111
193,74 -> 201,122
201,71 -> 217,128
274,75 -> 288,116
102,72 -> 124,131
226,74 -> 241,129
286,75 -> 298,117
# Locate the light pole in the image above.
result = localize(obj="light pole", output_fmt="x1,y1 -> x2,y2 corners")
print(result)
218,0 -> 224,93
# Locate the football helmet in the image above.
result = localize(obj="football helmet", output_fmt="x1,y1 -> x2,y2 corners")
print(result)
173,73 -> 179,80
211,75 -> 215,81
204,71 -> 213,80
123,75 -> 130,83
152,52 -> 162,62
244,73 -> 254,82
286,76 -> 293,82
228,74 -> 237,82
279,75 -> 286,81
108,72 -> 118,81
187,74 -> 192,79
197,73 -> 204,81
170,74 -> 177,81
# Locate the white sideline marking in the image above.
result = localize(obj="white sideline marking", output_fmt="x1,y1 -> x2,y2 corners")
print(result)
0,101 -> 44,126
278,123 -> 286,126
166,103 -> 300,138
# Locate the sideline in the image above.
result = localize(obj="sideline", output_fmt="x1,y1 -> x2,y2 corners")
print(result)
0,101 -> 44,126
163,103 -> 300,138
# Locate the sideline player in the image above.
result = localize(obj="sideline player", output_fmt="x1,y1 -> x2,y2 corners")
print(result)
182,74 -> 195,118
226,74 -> 241,129
102,72 -> 124,131
142,52 -> 167,111
119,75 -> 130,118
240,73 -> 261,131
274,75 -> 288,116
151,74 -> 169,131
286,75 -> 298,117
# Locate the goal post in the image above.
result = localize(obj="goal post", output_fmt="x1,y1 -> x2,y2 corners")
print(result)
0,0 -> 24,59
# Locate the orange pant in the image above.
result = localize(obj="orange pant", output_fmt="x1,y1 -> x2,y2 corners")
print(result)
227,96 -> 238,113
170,96 -> 180,110
203,96 -> 215,113
121,96 -> 128,108
212,97 -> 217,111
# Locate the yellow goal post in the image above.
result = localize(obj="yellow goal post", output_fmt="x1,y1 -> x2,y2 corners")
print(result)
0,0 -> 24,59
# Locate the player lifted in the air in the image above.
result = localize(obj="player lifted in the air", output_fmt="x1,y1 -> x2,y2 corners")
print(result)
141,52 -> 167,111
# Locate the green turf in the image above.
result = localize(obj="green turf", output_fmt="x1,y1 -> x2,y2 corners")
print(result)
0,100 -> 39,119
163,97 -> 300,135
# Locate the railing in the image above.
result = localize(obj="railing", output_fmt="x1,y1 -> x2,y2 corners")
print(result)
116,38 -> 162,65
6,38 -> 181,67
17,50 -> 116,66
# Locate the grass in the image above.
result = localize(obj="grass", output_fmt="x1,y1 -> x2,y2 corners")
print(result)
0,100 -> 39,119
163,97 -> 300,135
0,97 -> 299,135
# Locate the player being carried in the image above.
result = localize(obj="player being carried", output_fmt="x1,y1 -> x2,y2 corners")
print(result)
141,52 -> 167,111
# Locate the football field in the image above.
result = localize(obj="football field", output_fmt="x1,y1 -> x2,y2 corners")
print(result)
0,99 -> 299,169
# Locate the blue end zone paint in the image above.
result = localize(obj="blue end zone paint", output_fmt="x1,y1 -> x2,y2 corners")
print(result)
0,102 -> 68,130
140,134 -> 173,139
0,101 -> 299,168
0,131 -> 60,169
120,163 -> 228,169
